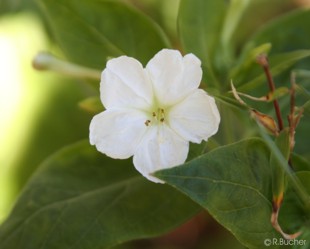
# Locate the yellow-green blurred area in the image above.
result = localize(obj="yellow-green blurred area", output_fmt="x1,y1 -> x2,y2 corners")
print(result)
0,12 -> 95,223
0,13 -> 43,222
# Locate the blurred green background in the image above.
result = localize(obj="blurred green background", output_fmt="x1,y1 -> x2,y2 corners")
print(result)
0,0 -> 309,248
0,0 -> 185,226
0,2 -> 96,223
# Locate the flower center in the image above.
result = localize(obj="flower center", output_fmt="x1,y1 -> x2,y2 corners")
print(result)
144,108 -> 166,126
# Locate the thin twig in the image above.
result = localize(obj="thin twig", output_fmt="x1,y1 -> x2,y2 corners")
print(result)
256,55 -> 284,131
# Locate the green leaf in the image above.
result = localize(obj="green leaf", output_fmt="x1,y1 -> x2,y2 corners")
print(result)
295,69 -> 310,80
155,138 -> 283,249
292,228 -> 310,249
291,153 -> 310,172
234,8 -> 310,91
178,0 -> 227,86
296,172 -> 310,196
294,100 -> 310,160
248,8 -> 310,55
303,100 -> 310,117
270,129 -> 290,198
221,0 -> 250,42
280,171 -> 310,234
278,172 -> 309,237
230,0 -> 301,49
229,42 -> 272,81
0,141 -> 199,249
294,171 -> 310,216
37,0 -> 170,68
238,50 -> 310,91
220,0 -> 250,64
258,123 -> 310,204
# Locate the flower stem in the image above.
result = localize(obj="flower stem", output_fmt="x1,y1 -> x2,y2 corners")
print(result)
256,55 -> 284,131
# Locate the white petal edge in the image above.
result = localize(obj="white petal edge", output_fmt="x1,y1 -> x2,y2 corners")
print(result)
90,109 -> 148,159
133,124 -> 189,183
101,56 -> 153,110
168,89 -> 220,143
146,49 -> 202,106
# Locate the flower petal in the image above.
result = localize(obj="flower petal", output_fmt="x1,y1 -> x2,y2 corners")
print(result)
101,56 -> 153,110
146,49 -> 202,106
168,89 -> 220,143
133,125 -> 189,183
90,109 -> 148,159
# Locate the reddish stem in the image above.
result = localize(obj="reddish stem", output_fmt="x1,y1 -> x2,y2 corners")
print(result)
256,55 -> 284,131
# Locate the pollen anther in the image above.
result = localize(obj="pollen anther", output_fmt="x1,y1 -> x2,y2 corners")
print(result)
153,108 -> 165,123
145,120 -> 151,126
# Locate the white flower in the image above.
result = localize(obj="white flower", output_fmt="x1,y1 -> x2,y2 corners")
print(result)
89,49 -> 220,183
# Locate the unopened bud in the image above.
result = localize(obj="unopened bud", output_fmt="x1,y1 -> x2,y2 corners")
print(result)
251,109 -> 279,136
32,52 -> 101,80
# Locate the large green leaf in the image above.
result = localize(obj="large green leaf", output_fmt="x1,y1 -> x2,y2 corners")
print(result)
0,141 -> 199,249
37,0 -> 170,68
155,138 -> 284,249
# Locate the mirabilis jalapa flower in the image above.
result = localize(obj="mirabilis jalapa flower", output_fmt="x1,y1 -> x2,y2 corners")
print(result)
90,49 -> 220,183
